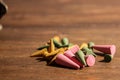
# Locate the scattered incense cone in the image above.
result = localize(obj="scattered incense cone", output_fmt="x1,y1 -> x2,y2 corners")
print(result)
48,52 -> 64,65
82,47 -> 97,57
58,45 -> 69,48
64,50 -> 74,58
92,45 -> 116,55
45,48 -> 67,58
31,36 -> 116,69
53,36 -> 61,42
103,46 -> 116,62
30,48 -> 48,57
88,42 -> 95,49
55,54 -> 80,69
37,45 -> 49,50
53,39 -> 62,48
47,48 -> 67,65
80,43 -> 88,49
104,54 -> 113,62
64,50 -> 84,68
85,55 -> 95,67
76,50 -> 86,66
69,45 -> 79,54
68,43 -> 74,48
61,37 -> 69,45
48,39 -> 55,53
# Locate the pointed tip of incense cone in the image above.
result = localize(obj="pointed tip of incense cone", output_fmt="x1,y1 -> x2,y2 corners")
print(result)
80,43 -> 88,49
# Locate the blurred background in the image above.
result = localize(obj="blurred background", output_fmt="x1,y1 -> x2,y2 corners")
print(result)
1,0 -> 120,26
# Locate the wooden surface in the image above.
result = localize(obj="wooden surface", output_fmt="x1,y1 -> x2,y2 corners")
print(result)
0,0 -> 120,80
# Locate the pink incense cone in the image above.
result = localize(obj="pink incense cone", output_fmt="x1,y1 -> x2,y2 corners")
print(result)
64,50 -> 84,68
55,54 -> 80,69
64,50 -> 74,57
69,45 -> 79,54
85,55 -> 95,67
92,45 -> 116,55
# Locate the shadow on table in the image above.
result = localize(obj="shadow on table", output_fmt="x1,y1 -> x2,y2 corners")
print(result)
35,57 -> 79,70
34,52 -> 110,70
95,52 -> 111,63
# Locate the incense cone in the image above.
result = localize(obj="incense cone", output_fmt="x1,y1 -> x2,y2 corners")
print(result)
85,55 -> 95,67
30,48 -> 47,57
61,37 -> 69,45
80,43 -> 88,49
92,45 -> 116,55
69,45 -> 79,54
55,54 -> 80,69
64,50 -> 84,68
76,50 -> 86,66
48,39 -> 55,53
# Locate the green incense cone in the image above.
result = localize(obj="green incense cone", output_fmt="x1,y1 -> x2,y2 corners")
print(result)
104,54 -> 113,62
76,50 -> 86,65
53,39 -> 62,48
37,45 -> 49,50
88,42 -> 95,49
61,37 -> 69,45
68,43 -> 74,48
59,45 -> 69,48
82,47 -> 97,57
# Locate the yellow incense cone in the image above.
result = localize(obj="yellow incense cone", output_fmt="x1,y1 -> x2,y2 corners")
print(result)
47,48 -> 67,65
30,48 -> 48,57
48,39 -> 55,53
45,48 -> 67,58
80,43 -> 88,49
53,36 -> 61,42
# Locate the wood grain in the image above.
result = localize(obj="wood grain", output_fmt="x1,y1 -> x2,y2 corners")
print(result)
1,0 -> 120,25
0,0 -> 120,80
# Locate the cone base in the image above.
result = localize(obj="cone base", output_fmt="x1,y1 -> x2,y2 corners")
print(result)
85,55 -> 95,67
93,45 -> 116,55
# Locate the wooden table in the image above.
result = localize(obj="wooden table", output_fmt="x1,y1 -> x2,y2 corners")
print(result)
0,0 -> 120,80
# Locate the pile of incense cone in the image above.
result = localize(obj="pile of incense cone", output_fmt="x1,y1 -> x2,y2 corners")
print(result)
30,36 -> 116,69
